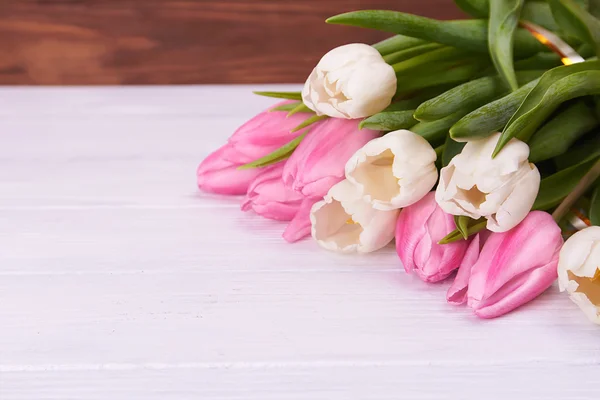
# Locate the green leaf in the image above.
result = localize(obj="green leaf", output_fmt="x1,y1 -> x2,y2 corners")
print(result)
392,46 -> 472,74
454,0 -> 489,17
528,99 -> 599,163
550,0 -> 600,56
253,91 -> 302,100
533,158 -> 599,210
415,70 -> 543,121
521,2 -> 560,31
412,111 -> 469,145
494,61 -> 600,156
326,11 -> 546,57
383,43 -> 444,65
553,128 -> 600,169
397,60 -> 487,94
287,102 -> 312,116
488,0 -> 524,91
439,218 -> 487,244
589,182 -> 600,225
442,135 -> 467,167
270,102 -> 301,112
514,52 -> 564,70
591,0 -> 600,18
372,35 -> 428,56
454,215 -> 471,239
435,144 -> 446,159
291,115 -> 328,132
359,110 -> 417,131
449,78 -> 539,141
455,0 -> 558,30
238,133 -> 307,170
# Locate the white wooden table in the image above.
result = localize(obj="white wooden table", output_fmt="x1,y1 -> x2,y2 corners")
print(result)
0,86 -> 598,400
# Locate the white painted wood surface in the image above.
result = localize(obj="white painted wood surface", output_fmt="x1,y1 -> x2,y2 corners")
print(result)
0,86 -> 598,400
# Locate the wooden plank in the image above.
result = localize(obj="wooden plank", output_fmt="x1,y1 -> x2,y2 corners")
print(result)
1,365 -> 598,399
0,0 -> 464,84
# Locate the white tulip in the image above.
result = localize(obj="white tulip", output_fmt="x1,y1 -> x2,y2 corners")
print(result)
345,130 -> 438,210
302,43 -> 397,119
558,226 -> 600,325
435,132 -> 540,232
310,180 -> 399,253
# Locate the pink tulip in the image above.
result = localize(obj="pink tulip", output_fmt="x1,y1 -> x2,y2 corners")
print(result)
395,192 -> 470,283
283,197 -> 320,243
241,164 -> 304,221
197,102 -> 311,195
282,118 -> 379,198
467,211 -> 563,319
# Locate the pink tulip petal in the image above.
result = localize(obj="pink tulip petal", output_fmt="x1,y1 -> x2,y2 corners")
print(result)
197,147 -> 263,195
396,193 -> 437,274
283,198 -> 320,243
447,234 -> 482,305
467,211 -> 563,318
197,102 -> 309,195
473,258 -> 558,318
283,118 -> 379,198
241,164 -> 304,221
396,192 -> 470,283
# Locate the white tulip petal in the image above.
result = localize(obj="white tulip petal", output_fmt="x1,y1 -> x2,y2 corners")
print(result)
557,227 -> 600,325
486,164 -> 540,232
435,133 -> 539,231
318,43 -> 382,72
559,227 -> 600,279
346,130 -> 437,210
302,43 -> 397,119
568,291 -> 600,324
310,180 -> 398,253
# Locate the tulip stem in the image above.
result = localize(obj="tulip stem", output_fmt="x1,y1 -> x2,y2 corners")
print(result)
552,158 -> 600,222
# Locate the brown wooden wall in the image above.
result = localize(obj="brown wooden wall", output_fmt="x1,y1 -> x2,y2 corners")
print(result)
0,1 -> 465,85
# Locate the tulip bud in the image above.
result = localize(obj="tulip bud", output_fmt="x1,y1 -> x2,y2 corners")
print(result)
467,211 -> 562,318
396,192 -> 470,283
435,132 -> 540,232
197,102 -> 310,195
346,130 -> 438,210
241,164 -> 304,221
302,43 -> 397,119
558,226 -> 600,325
283,118 -> 379,198
311,180 -> 399,253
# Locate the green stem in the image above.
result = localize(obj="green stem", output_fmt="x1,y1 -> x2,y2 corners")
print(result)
552,158 -> 600,222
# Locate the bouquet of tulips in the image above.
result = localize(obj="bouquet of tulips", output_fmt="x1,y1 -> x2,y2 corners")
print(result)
197,0 -> 600,324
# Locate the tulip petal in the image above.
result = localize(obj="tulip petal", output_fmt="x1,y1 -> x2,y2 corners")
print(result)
346,130 -> 438,210
396,192 -> 470,282
486,164 -> 540,232
197,145 -> 262,195
435,132 -> 540,232
283,198 -> 320,243
447,233 -> 482,305
467,211 -> 562,318
283,118 -> 378,198
312,180 -> 398,253
241,164 -> 304,221
303,43 -> 397,119
557,226 -> 600,324
197,101 -> 311,195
